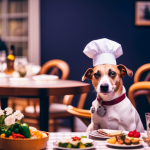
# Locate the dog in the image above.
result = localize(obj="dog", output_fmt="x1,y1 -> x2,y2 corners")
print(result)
82,64 -> 145,132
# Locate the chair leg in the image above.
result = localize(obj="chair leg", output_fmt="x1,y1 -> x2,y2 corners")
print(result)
49,119 -> 56,132
70,116 -> 74,132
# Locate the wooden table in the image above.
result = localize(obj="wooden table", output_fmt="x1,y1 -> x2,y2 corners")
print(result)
0,78 -> 90,131
47,132 -> 149,150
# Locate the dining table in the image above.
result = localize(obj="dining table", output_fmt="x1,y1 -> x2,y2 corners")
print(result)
0,78 -> 90,132
46,132 -> 149,150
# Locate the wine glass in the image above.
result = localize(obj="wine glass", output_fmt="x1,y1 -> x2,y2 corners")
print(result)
145,113 -> 150,137
0,50 -> 6,74
14,56 -> 28,77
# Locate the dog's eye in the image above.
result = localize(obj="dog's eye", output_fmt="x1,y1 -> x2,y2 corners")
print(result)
94,72 -> 100,79
108,69 -> 116,77
111,71 -> 116,76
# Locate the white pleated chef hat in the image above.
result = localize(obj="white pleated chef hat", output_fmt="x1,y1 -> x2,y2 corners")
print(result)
83,38 -> 123,66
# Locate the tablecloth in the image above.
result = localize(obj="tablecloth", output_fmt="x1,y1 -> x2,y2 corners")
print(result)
46,132 -> 149,150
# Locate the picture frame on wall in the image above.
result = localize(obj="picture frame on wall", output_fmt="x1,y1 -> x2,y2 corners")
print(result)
135,2 -> 150,26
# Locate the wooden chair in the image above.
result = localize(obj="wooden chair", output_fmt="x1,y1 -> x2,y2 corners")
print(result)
22,59 -> 75,131
67,106 -> 91,127
66,91 -> 90,129
128,63 -> 150,108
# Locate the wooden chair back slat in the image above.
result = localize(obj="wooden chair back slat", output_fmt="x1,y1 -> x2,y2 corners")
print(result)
39,59 -> 70,79
77,93 -> 88,109
62,95 -> 74,105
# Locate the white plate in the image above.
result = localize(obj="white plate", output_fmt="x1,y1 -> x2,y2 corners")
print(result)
32,74 -> 58,81
53,141 -> 97,150
9,77 -> 29,82
0,73 -> 11,78
88,130 -> 111,138
89,129 -> 130,139
107,141 -> 144,148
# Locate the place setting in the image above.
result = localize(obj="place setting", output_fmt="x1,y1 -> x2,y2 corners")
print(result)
9,56 -> 41,82
53,136 -> 97,150
0,53 -> 42,83
88,128 -> 149,148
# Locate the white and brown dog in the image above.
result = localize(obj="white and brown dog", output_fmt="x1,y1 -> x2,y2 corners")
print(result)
82,64 -> 144,132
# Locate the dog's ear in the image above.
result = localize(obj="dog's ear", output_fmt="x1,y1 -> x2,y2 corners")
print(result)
82,68 -> 93,81
117,64 -> 133,77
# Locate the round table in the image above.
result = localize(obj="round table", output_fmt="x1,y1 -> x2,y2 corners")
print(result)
0,78 -> 90,131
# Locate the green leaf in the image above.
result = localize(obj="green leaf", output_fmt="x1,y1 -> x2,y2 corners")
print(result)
80,136 -> 87,138
58,143 -> 68,147
121,134 -> 126,141
67,143 -> 72,148
84,143 -> 93,147
74,142 -> 81,148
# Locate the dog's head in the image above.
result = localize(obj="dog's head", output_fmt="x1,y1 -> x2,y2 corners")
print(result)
82,64 -> 133,101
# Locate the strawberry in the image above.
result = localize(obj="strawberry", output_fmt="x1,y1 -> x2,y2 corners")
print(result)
128,131 -> 134,137
132,129 -> 136,134
134,132 -> 140,138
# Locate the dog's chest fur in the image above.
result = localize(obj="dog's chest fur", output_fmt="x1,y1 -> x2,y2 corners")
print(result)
92,97 -> 131,130
90,87 -> 145,132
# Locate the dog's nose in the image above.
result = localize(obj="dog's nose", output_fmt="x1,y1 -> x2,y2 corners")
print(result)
100,83 -> 109,92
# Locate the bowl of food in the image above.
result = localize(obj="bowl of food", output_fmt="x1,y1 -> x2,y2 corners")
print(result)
1,130 -> 49,150
0,107 -> 49,150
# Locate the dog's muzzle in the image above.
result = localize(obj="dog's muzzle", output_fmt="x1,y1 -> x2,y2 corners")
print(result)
100,83 -> 109,93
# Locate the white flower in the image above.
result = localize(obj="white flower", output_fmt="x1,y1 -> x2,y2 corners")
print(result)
14,110 -> 24,120
0,109 -> 4,116
4,114 -> 15,126
5,107 -> 13,115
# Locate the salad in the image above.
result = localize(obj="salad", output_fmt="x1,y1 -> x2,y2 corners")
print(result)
0,107 -> 47,139
58,136 -> 93,148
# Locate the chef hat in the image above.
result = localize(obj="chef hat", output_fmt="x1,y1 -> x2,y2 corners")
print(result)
83,38 -> 123,66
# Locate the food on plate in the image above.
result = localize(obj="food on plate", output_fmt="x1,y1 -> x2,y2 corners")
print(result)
81,138 -> 93,147
106,137 -> 116,144
0,107 -> 48,139
128,129 -> 140,138
143,136 -> 150,146
109,131 -> 123,136
107,135 -> 141,145
116,135 -> 124,144
58,136 -> 93,148
124,137 -> 131,145
97,129 -> 123,137
107,130 -> 141,145
125,136 -> 140,144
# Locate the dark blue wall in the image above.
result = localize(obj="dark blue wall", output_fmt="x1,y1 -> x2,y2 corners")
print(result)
40,0 -> 150,128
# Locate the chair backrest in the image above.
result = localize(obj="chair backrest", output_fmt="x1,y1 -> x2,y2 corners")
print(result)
62,93 -> 88,107
40,59 -> 70,79
134,63 -> 150,83
128,63 -> 150,109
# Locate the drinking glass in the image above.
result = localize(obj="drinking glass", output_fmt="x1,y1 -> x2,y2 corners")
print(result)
0,50 -> 6,73
145,113 -> 150,137
14,56 -> 28,77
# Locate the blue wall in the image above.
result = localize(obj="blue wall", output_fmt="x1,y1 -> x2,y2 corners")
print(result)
41,0 -> 150,128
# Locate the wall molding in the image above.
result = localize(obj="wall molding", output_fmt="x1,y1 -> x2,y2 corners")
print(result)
28,0 -> 40,65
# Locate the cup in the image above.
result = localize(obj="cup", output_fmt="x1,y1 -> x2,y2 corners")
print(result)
145,113 -> 150,137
